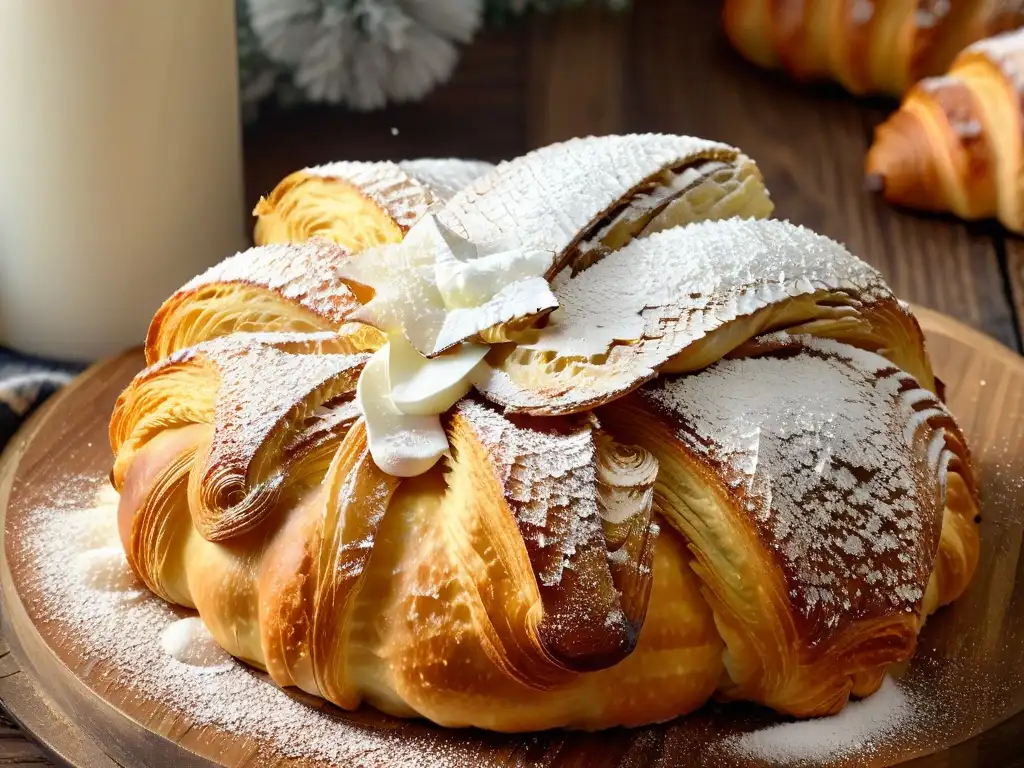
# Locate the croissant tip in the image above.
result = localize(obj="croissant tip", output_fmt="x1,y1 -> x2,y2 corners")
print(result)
865,173 -> 886,194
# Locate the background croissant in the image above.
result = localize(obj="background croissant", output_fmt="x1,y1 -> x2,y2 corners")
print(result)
110,134 -> 980,733
722,0 -> 1024,96
866,28 -> 1024,232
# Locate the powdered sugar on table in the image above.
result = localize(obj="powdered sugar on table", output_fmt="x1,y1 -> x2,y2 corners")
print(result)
16,480 -> 465,767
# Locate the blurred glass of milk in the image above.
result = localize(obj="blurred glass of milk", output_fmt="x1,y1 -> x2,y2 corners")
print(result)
0,1 -> 246,361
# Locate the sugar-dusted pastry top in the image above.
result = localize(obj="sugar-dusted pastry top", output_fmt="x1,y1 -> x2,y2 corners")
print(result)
479,217 -> 932,415
145,240 -> 360,364
113,331 -> 369,540
111,133 -> 980,732
303,160 -> 439,233
640,335 -> 955,645
597,331 -> 977,715
438,134 -> 765,279
176,240 -> 355,322
451,398 -> 657,669
397,158 -> 496,202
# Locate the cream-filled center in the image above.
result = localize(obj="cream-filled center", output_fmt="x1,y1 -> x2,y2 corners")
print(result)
345,214 -> 556,476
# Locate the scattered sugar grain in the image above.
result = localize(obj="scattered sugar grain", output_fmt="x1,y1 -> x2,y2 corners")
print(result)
19,480 -> 461,767
160,618 -> 236,674
724,676 -> 921,766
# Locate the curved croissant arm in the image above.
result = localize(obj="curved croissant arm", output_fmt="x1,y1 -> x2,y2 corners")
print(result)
144,239 -> 386,364
598,334 -> 979,717
436,133 -> 774,283
444,400 -> 658,674
111,332 -> 368,540
866,29 -> 1024,233
722,0 -> 1024,96
476,217 -> 935,416
253,158 -> 493,249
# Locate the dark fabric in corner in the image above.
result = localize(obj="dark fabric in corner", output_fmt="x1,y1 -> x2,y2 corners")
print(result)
0,348 -> 85,449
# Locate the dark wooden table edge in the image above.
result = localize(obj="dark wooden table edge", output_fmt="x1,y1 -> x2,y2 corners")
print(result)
0,352 -> 211,768
0,370 -> 113,768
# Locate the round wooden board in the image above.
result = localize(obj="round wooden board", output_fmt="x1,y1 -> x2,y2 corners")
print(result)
1,307 -> 1023,768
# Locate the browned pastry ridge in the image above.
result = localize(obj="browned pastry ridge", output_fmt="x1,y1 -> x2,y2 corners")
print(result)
253,158 -> 494,249
722,0 -> 1024,96
109,134 -> 980,732
866,28 -> 1024,232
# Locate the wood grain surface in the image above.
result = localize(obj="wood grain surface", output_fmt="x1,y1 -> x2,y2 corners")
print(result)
1,308 -> 1023,768
2,0 -> 1024,763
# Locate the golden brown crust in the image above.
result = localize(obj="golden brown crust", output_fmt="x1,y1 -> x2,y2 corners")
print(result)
598,334 -> 979,716
258,488 -> 323,694
253,159 -> 493,249
866,28 -> 1024,232
112,334 -> 367,540
144,240 -> 380,364
253,163 -> 427,249
311,419 -> 402,707
723,0 -> 1024,96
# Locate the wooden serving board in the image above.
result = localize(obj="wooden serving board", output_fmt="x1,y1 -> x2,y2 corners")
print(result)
1,307 -> 1023,768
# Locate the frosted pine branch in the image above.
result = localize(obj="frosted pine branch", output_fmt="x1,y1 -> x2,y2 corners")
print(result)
246,0 -> 483,111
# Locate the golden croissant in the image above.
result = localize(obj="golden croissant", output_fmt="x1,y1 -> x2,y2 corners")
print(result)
723,0 -> 1024,96
110,134 -> 979,733
253,157 -> 494,249
866,28 -> 1024,232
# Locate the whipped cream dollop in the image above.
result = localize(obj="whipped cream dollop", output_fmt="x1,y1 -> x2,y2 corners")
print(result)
345,214 -> 555,476
342,215 -> 555,357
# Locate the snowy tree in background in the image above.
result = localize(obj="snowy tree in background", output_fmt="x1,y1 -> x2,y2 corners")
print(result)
237,0 -> 630,117
246,0 -> 482,111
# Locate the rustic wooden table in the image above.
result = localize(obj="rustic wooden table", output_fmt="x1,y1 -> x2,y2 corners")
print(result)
2,1 -> 1021,764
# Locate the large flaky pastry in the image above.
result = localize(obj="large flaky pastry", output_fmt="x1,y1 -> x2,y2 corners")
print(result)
722,0 -> 1024,96
866,28 -> 1024,233
110,134 -> 979,733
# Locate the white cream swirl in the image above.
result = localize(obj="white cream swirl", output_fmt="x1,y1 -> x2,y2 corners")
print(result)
346,214 -> 555,476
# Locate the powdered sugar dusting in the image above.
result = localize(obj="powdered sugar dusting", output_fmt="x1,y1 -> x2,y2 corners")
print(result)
642,336 -> 951,643
914,77 -> 985,140
286,397 -> 361,460
455,399 -> 599,587
160,617 -> 236,673
305,160 -> 437,231
14,480 -> 464,767
397,158 -> 494,202
175,335 -> 367,498
913,0 -> 950,29
478,218 -> 888,414
966,28 -> 1024,92
177,240 -> 359,326
542,218 -> 884,359
453,399 -> 634,646
851,0 -> 873,24
577,162 -> 727,254
724,676 -> 922,766
438,133 -> 737,278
